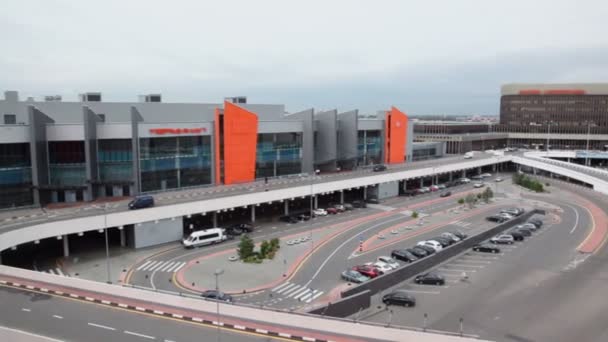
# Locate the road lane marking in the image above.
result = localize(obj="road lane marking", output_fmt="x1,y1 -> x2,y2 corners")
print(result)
137,260 -> 153,271
565,204 -> 580,234
52,315 -> 63,319
401,290 -> 441,294
159,262 -> 176,272
438,268 -> 477,273
171,262 -> 186,273
124,330 -> 156,339
298,289 -> 317,301
282,285 -> 303,296
141,261 -> 160,271
88,322 -> 116,331
306,291 -> 325,303
21,308 -> 31,312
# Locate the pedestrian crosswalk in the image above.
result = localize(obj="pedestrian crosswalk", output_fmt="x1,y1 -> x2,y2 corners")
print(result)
270,282 -> 324,303
136,260 -> 187,273
450,220 -> 472,228
42,268 -> 69,277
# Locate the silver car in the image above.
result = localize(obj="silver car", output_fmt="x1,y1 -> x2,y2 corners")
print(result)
490,234 -> 514,244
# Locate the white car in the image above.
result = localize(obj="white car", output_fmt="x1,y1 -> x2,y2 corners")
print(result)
334,204 -> 345,211
481,173 -> 492,178
417,240 -> 443,252
441,232 -> 461,242
498,212 -> 514,220
313,208 -> 327,216
377,256 -> 400,269
365,261 -> 393,273
473,183 -> 485,188
495,177 -> 504,182
490,234 -> 514,244
459,178 -> 471,184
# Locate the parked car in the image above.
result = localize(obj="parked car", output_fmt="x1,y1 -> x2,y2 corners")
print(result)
490,234 -> 515,244
201,290 -> 233,302
391,249 -> 418,263
420,187 -> 431,193
520,223 -> 539,231
441,232 -> 461,243
501,208 -> 524,216
341,270 -> 370,283
437,184 -> 447,190
377,256 -> 400,269
352,265 -> 383,278
495,177 -> 504,182
406,247 -> 427,258
128,195 -> 154,210
313,208 -> 328,216
481,173 -> 492,178
227,223 -> 254,235
366,197 -> 380,204
506,231 -> 525,241
451,230 -> 468,240
514,228 -> 532,236
472,243 -> 501,253
352,200 -> 367,208
486,215 -> 507,223
334,204 -> 346,212
365,261 -> 393,274
415,244 -> 437,255
326,207 -> 338,215
373,164 -> 387,172
431,236 -> 452,247
382,290 -> 416,307
279,215 -> 299,223
498,212 -> 514,220
430,185 -> 440,192
459,178 -> 471,184
440,191 -> 452,197
528,218 -> 543,228
414,273 -> 445,285
401,190 -> 418,197
471,175 -> 483,181
417,240 -> 443,252
297,214 -> 311,221
473,183 -> 485,188
343,203 -> 354,210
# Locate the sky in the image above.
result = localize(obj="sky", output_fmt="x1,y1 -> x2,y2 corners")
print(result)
1,0 -> 608,115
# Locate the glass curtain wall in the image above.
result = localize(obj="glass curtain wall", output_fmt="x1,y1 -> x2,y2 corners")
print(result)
357,130 -> 382,165
98,139 -> 133,182
0,143 -> 33,208
256,133 -> 302,178
48,141 -> 86,186
139,136 -> 212,192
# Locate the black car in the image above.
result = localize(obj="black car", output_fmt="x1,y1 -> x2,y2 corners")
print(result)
229,223 -> 254,233
366,197 -> 380,204
407,247 -> 429,258
373,164 -> 387,172
382,290 -> 416,307
528,219 -> 543,228
401,190 -> 418,197
414,273 -> 445,285
431,237 -> 452,247
452,230 -> 468,240
415,245 -> 436,255
439,191 -> 452,197
506,231 -> 525,241
343,203 -> 354,210
514,228 -> 532,236
486,215 -> 507,223
297,214 -> 311,221
279,215 -> 298,223
352,200 -> 367,208
201,290 -> 233,302
472,244 -> 501,253
128,195 -> 154,210
391,249 -> 418,263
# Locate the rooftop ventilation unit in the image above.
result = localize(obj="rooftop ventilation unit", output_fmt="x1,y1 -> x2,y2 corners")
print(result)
79,92 -> 102,102
44,95 -> 62,102
224,96 -> 247,104
138,94 -> 162,103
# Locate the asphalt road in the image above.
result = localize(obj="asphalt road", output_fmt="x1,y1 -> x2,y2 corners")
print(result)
0,285 -> 291,342
0,153 -> 499,231
361,184 -> 608,342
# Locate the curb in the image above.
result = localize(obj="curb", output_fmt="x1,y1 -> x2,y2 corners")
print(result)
0,279 -> 335,342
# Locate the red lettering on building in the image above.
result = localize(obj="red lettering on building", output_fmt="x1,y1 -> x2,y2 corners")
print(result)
519,89 -> 542,95
149,127 -> 207,135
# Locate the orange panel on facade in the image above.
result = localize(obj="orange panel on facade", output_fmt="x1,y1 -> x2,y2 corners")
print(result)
519,89 -> 542,95
384,107 -> 408,164
214,108 -> 221,185
222,102 -> 258,185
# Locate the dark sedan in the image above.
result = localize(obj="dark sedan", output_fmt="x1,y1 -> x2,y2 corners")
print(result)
452,230 -> 468,240
507,231 -> 525,241
407,247 -> 429,258
201,290 -> 233,302
472,244 -> 500,253
514,228 -> 532,236
414,273 -> 445,285
431,237 -> 452,247
391,249 -> 418,263
486,215 -> 507,223
415,245 -> 436,255
382,290 -> 416,307
373,164 -> 387,172
439,191 -> 452,197
297,214 -> 311,221
279,215 -> 298,223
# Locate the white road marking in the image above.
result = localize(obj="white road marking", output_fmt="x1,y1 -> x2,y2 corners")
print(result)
282,285 -> 303,297
21,308 -> 31,312
566,204 -> 580,234
438,268 -> 477,273
275,283 -> 297,294
298,289 -> 318,301
88,322 -> 116,331
290,287 -> 311,299
148,261 -> 167,272
53,315 -> 63,319
55,268 -> 65,276
306,291 -> 325,303
124,330 -> 156,339
159,262 -> 176,272
141,261 -> 160,271
136,260 -> 153,271
171,262 -> 186,273
401,290 -> 441,294
272,282 -> 291,292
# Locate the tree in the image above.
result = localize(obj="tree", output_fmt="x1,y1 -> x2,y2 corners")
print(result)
238,235 -> 254,260
458,198 -> 465,205
260,240 -> 270,259
411,211 -> 419,219
482,187 -> 494,203
465,194 -> 476,208
270,238 -> 280,251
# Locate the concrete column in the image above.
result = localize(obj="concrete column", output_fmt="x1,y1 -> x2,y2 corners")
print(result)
461,170 -> 466,178
250,205 -> 256,222
363,187 -> 367,200
477,167 -> 482,175
212,212 -> 218,227
419,179 -> 424,187
533,168 -> 537,175
314,195 -> 318,209
434,175 -> 439,185
550,173 -> 554,178
492,164 -> 496,172
567,158 -> 571,163
120,229 -> 126,247
340,190 -> 344,204
449,172 -> 453,181
284,200 -> 289,215
62,235 -> 69,257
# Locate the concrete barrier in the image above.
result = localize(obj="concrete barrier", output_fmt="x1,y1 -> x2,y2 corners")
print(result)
307,289 -> 371,317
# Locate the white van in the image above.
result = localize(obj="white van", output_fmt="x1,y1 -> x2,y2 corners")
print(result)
464,152 -> 474,159
182,228 -> 227,248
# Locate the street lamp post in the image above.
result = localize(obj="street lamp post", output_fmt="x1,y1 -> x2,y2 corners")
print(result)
214,268 -> 224,342
584,121 -> 595,166
103,203 -> 111,284
545,121 -> 556,153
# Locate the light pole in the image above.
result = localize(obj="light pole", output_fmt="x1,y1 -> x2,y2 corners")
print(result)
545,121 -> 556,152
214,268 -> 224,342
584,121 -> 595,166
103,203 -> 111,284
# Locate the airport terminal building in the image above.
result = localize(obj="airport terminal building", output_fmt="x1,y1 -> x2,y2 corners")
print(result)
0,91 -> 440,209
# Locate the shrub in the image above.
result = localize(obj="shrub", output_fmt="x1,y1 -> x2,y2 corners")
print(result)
411,211 -> 419,219
266,250 -> 276,260
238,235 -> 255,260
458,198 -> 465,205
260,240 -> 270,259
270,238 -> 280,250
244,255 -> 263,264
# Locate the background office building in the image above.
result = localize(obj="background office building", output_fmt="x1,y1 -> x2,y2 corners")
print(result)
0,90 -> 436,209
